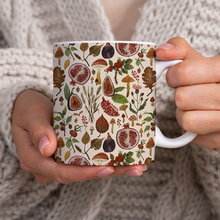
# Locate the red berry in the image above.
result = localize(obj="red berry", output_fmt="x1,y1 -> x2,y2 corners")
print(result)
109,160 -> 114,166
70,130 -> 77,137
138,144 -> 143,149
108,66 -> 113,72
116,155 -> 124,163
138,53 -> 144,58
114,61 -> 122,69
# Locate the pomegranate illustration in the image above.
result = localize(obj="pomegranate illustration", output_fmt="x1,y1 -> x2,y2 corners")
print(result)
68,63 -> 91,86
116,123 -> 140,150
68,156 -> 90,166
115,43 -> 140,57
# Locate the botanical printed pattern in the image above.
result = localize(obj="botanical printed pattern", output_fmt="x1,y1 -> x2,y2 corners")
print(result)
53,42 -> 156,166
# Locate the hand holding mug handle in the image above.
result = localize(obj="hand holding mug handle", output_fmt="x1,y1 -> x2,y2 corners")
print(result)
155,60 -> 197,148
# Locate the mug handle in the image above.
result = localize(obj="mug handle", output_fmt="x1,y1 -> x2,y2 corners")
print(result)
155,60 -> 197,148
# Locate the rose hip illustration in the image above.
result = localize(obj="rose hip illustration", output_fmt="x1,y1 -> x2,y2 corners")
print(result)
68,63 -> 91,86
116,123 -> 140,150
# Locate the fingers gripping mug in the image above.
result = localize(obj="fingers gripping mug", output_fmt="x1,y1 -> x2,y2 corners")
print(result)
53,41 -> 196,166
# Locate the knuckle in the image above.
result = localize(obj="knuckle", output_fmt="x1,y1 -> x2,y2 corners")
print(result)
51,171 -> 70,184
176,62 -> 190,85
170,36 -> 187,45
175,87 -> 187,110
181,112 -> 197,133
20,161 -> 32,173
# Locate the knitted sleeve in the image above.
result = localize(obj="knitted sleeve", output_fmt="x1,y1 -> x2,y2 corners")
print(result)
132,0 -> 220,216
0,48 -> 57,203
0,0 -> 114,50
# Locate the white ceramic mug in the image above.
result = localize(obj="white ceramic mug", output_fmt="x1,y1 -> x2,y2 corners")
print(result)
53,41 -> 196,166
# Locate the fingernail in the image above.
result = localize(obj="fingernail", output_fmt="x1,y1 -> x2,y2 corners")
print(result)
124,169 -> 142,177
156,43 -> 174,51
96,167 -> 114,178
142,164 -> 147,171
39,136 -> 50,155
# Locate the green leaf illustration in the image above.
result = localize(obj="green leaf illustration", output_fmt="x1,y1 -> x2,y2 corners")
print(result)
125,59 -> 132,64
72,138 -> 79,143
110,154 -> 114,161
136,60 -> 141,66
144,125 -> 150,132
91,138 -> 104,150
54,116 -> 61,121
127,151 -> 133,158
129,103 -> 137,114
61,106 -> 67,118
66,139 -> 72,148
153,109 -> 156,118
124,64 -> 133,70
66,116 -> 72,124
139,99 -> 148,111
122,68 -> 128,74
89,44 -> 103,57
111,94 -> 128,104
53,98 -> 57,106
65,48 -> 71,57
126,157 -> 135,163
64,83 -> 70,101
143,111 -> 155,119
71,47 -> 77,51
109,60 -> 113,66
143,117 -> 152,122
115,87 -> 125,92
54,124 -> 60,130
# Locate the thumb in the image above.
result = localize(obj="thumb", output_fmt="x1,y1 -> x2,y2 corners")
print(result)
30,121 -> 57,157
156,37 -> 203,60
15,90 -> 57,157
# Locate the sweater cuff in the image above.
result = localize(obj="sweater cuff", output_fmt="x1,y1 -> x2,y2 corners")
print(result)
0,81 -> 53,158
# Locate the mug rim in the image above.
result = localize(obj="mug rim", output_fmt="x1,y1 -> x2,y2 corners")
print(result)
53,40 -> 156,46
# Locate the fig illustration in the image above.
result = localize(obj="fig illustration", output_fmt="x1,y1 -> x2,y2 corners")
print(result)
96,114 -> 109,133
102,75 -> 115,97
68,93 -> 82,111
103,133 -> 116,152
102,43 -> 115,59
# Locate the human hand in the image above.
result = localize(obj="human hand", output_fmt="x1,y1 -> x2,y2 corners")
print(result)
156,37 -> 220,149
12,90 -> 146,183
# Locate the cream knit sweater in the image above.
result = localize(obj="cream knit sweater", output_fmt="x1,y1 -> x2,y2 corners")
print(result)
0,0 -> 220,219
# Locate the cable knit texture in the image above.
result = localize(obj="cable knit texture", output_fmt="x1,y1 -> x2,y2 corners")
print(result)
0,0 -> 220,219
